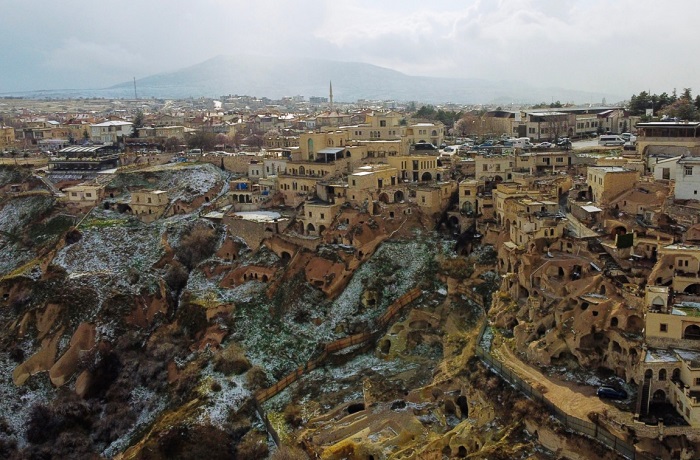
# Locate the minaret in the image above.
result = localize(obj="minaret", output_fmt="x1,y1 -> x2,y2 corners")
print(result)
329,81 -> 334,112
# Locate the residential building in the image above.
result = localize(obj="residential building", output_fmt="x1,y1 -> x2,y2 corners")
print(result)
130,190 -> 168,222
636,121 -> 700,157
415,181 -> 457,215
347,164 -> 400,207
475,154 -> 514,182
301,201 -> 341,236
404,122 -> 444,146
62,184 -> 105,207
515,151 -> 572,174
0,126 -> 15,150
90,121 -> 133,144
586,166 -> 639,204
676,156 -> 700,200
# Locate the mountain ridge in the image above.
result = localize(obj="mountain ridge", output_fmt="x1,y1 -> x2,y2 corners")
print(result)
3,55 -> 624,104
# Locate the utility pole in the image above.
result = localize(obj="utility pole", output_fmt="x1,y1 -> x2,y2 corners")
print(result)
133,77 -> 137,99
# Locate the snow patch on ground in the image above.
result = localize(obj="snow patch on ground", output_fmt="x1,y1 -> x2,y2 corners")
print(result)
0,354 -> 55,449
196,371 -> 250,429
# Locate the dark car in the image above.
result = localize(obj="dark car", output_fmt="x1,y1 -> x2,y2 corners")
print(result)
596,386 -> 627,400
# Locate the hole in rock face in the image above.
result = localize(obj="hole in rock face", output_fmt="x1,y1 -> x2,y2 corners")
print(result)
380,339 -> 391,354
347,403 -> 365,414
456,395 -> 469,417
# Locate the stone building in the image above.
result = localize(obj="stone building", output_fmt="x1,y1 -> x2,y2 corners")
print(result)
130,190 -> 168,222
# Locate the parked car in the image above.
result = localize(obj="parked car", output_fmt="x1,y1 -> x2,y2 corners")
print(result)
596,386 -> 627,400
537,142 -> 553,149
444,146 -> 454,152
476,141 -> 495,150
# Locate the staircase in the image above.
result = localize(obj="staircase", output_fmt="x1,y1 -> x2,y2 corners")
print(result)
33,173 -> 63,197
636,376 -> 652,418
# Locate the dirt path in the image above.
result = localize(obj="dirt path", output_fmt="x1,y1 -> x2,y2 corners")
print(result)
493,342 -> 634,425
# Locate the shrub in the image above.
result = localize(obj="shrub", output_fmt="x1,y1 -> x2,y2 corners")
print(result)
214,343 -> 251,375
235,430 -> 269,460
176,222 -> 219,270
25,405 -> 60,444
164,261 -> 189,294
245,366 -> 268,391
283,404 -> 303,428
177,301 -> 208,339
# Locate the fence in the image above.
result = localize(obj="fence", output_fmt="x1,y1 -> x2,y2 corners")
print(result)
474,324 -> 656,460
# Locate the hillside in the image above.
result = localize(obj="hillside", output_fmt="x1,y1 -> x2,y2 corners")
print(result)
0,161 -> 629,459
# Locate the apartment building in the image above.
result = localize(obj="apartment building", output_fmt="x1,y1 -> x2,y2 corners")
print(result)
90,121 -> 133,144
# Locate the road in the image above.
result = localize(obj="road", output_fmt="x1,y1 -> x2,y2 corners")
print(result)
493,341 -> 634,427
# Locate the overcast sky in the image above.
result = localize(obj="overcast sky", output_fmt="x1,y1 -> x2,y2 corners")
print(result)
2,0 -> 698,99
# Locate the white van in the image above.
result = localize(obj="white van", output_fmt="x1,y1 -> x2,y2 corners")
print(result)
511,138 -> 533,149
598,135 -> 625,146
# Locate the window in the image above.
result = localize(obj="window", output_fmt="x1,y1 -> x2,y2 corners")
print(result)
308,212 -> 312,217
86,193 -> 92,197
483,165 -> 488,171
685,166 -> 693,176
71,192 -> 78,197
660,324 -> 668,332
464,190 -> 471,196
320,213 -> 324,219
696,377 -> 700,386
556,157 -> 563,163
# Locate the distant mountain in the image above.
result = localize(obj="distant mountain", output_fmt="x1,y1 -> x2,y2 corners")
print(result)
3,55 -> 623,104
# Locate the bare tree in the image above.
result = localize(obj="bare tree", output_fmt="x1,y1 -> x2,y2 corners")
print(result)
545,113 -> 569,142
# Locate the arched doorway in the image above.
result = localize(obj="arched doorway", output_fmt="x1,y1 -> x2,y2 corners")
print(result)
448,215 -> 460,233
659,369 -> 667,381
378,193 -> 390,204
652,389 -> 666,402
319,225 -> 326,235
672,368 -> 681,381
394,190 -> 405,202
685,284 -> 700,295
684,324 -> 700,340
421,172 -> 432,181
306,223 -> 316,234
651,296 -> 665,310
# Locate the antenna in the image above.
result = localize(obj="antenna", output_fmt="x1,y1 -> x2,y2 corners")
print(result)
133,77 -> 137,99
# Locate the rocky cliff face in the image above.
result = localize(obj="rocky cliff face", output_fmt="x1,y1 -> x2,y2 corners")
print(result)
0,164 -> 607,459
